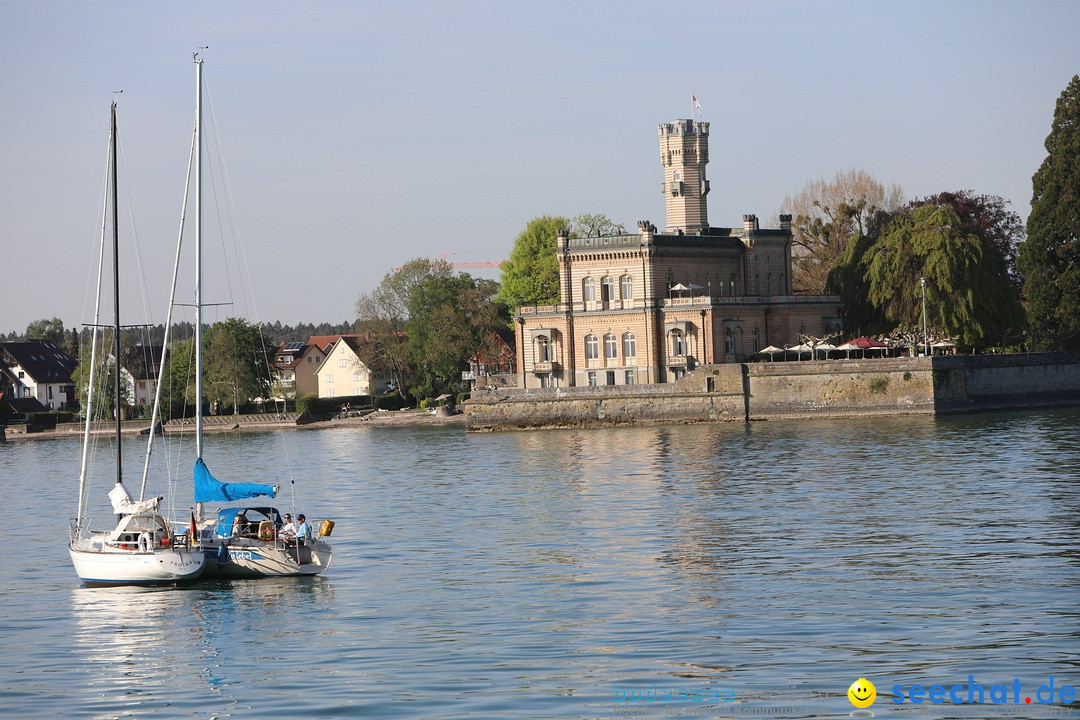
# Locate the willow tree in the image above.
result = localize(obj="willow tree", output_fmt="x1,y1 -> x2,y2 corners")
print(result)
861,205 -> 1023,350
1017,74 -> 1080,350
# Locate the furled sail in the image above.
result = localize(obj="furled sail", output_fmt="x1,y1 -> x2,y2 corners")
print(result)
108,482 -> 162,514
193,458 -> 277,502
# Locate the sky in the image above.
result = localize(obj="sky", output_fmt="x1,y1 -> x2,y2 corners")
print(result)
3,0 -> 1079,336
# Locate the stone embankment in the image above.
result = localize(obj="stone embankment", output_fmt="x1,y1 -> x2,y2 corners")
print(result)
466,352 -> 1080,431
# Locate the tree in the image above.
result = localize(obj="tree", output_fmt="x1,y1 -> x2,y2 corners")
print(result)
25,317 -> 66,345
406,273 -> 508,398
355,258 -> 454,390
67,328 -> 80,359
780,169 -> 905,294
845,205 -> 1023,350
497,215 -> 569,309
70,331 -> 132,419
202,318 -> 275,414
1017,75 -> 1080,350
158,338 -> 196,419
497,213 -> 626,309
826,225 -> 890,337
908,191 -> 1024,284
572,213 -> 627,238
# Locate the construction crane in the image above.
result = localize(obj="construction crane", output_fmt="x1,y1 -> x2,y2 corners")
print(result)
393,256 -> 506,271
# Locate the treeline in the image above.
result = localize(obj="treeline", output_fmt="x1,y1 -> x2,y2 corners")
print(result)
1,319 -> 355,354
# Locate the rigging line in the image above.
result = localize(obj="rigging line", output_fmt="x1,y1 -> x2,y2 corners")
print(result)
203,69 -> 258,322
197,71 -> 240,319
115,135 -> 157,346
76,120 -> 113,528
139,105 -> 198,500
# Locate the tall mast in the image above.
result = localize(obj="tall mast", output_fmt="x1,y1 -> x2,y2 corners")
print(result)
111,100 -> 123,486
194,54 -> 204,459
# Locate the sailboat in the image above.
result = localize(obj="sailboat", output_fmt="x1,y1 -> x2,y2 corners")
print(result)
184,54 -> 333,578
68,101 -> 207,585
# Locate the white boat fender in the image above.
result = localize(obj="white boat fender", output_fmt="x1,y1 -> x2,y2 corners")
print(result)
138,533 -> 150,552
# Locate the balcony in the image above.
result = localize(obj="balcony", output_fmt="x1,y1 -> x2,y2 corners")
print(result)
666,355 -> 688,367
533,361 -> 558,373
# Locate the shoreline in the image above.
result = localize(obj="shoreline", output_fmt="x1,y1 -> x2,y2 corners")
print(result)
1,408 -> 466,441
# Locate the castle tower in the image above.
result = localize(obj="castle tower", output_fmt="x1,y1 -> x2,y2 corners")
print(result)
658,119 -> 710,232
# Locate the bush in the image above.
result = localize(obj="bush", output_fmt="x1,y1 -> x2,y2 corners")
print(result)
456,392 -> 470,405
376,393 -> 407,411
296,393 -> 320,415
27,412 -> 58,431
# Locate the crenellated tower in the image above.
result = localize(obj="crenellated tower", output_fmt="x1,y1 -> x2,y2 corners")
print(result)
658,119 -> 710,232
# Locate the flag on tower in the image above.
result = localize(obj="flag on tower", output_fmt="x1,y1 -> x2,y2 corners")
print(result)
692,93 -> 703,118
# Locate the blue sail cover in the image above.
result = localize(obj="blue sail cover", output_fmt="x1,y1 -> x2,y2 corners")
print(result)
193,457 -> 276,502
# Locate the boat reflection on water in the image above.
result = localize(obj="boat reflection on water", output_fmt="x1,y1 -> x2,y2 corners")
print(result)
69,578 -> 334,716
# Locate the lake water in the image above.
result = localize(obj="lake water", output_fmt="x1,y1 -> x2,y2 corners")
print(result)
2,410 -> 1078,719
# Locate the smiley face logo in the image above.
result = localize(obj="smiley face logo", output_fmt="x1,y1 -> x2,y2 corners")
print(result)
848,678 -> 877,708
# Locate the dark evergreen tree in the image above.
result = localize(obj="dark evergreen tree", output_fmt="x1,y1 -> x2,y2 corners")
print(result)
1017,75 -> 1080,350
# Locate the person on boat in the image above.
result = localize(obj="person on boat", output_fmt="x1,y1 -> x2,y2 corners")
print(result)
233,512 -> 251,539
295,514 -> 311,543
279,513 -> 296,540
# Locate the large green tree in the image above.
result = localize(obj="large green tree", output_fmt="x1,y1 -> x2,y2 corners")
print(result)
202,318 -> 276,415
406,273 -> 508,398
830,205 -> 1023,350
158,337 -> 196,419
497,213 -> 625,309
908,191 -> 1025,284
1017,74 -> 1080,350
354,258 -> 454,390
497,215 -> 568,309
25,317 -> 66,345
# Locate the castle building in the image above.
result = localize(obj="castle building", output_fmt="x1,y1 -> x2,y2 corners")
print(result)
514,118 -> 842,388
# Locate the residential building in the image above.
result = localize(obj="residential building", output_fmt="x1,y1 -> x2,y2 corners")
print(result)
270,341 -> 310,401
315,335 -> 392,398
0,340 -> 78,410
515,118 -> 843,389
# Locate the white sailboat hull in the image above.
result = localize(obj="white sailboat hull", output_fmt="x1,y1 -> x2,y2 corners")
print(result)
69,540 -> 206,585
200,538 -> 332,579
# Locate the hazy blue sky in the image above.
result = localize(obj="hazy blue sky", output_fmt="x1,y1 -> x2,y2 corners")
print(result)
3,1 -> 1079,335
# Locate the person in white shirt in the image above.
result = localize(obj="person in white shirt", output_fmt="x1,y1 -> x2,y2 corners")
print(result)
279,513 -> 296,540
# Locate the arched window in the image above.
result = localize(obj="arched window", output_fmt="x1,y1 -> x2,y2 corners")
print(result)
604,333 -> 618,360
729,273 -> 737,297
670,330 -> 686,356
582,277 -> 596,308
585,334 -> 599,360
620,275 -> 633,307
535,335 -> 550,363
752,327 -> 760,352
601,276 -> 615,309
724,328 -> 734,355
622,332 -> 636,359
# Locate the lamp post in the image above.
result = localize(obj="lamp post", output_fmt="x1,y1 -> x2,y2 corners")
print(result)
920,277 -> 928,357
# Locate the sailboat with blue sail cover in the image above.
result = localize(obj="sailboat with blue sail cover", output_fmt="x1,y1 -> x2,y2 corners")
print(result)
182,53 -> 333,578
